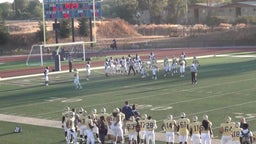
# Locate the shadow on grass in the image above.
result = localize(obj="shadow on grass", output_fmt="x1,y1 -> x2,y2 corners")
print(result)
0,132 -> 16,137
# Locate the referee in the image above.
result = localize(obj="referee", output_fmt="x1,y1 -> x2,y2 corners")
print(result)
190,63 -> 198,84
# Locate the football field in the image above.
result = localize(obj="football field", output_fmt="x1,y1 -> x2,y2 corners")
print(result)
0,52 -> 256,144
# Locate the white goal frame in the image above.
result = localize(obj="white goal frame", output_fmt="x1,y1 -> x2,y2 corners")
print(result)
26,41 -> 93,66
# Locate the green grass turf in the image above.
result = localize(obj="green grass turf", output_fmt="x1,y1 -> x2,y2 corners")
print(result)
0,121 -> 64,144
0,54 -> 256,143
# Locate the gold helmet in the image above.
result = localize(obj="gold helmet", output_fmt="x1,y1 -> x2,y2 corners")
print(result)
115,108 -> 120,113
203,114 -> 208,120
226,116 -> 232,123
68,111 -> 75,118
113,108 -> 119,113
142,114 -> 148,120
235,122 -> 240,128
64,106 -> 70,112
101,107 -> 106,113
168,114 -> 173,120
192,116 -> 198,122
130,116 -> 135,121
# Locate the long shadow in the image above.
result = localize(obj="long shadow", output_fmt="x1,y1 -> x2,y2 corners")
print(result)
0,132 -> 15,137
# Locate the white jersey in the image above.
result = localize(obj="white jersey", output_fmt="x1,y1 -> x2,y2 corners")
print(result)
44,68 -> 49,81
86,63 -> 91,75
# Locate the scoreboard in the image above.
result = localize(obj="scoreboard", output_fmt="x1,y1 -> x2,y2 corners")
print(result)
43,0 -> 102,19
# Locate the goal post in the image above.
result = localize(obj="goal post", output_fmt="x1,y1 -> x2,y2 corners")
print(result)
26,41 -> 93,68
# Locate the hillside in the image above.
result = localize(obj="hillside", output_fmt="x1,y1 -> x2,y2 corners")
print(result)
2,19 -> 256,55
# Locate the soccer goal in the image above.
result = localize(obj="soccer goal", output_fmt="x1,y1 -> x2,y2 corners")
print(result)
26,41 -> 89,66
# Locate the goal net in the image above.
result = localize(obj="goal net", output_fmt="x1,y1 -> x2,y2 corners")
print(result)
26,41 -> 88,67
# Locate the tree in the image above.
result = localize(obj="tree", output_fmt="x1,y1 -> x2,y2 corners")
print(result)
137,0 -> 149,10
59,19 -> 71,38
37,21 -> 48,42
165,0 -> 187,24
110,0 -> 138,24
0,10 -> 9,46
78,18 -> 89,37
27,0 -> 42,19
149,0 -> 166,24
0,2 -> 13,19
13,0 -> 29,13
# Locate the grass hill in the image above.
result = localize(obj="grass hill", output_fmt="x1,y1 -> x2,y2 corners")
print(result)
2,19 -> 256,55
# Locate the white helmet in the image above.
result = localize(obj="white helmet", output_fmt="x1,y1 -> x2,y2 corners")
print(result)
226,116 -> 232,123
168,115 -> 173,120
78,107 -> 84,113
180,112 -> 186,118
82,110 -> 87,116
192,116 -> 198,122
203,114 -> 208,120
101,107 -> 106,113
91,108 -> 97,114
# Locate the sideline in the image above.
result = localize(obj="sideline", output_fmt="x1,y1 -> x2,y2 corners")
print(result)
0,114 -> 220,143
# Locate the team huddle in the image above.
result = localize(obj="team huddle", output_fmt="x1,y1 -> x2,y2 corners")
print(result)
61,104 -> 254,144
61,106 -> 157,144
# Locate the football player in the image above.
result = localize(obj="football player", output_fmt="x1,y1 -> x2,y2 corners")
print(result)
176,112 -> 190,144
231,122 -> 242,144
126,116 -> 138,144
66,111 -> 78,144
171,56 -> 178,76
138,114 -> 148,144
201,114 -> 213,144
149,52 -> 155,68
120,56 -> 128,75
134,54 -> 141,73
78,107 -> 88,143
189,116 -> 201,144
192,56 -> 200,68
44,66 -> 49,86
85,61 -> 91,80
85,114 -> 96,144
98,107 -> 111,140
179,60 -> 186,78
62,106 -> 71,140
104,58 -> 110,77
74,69 -> 82,89
161,114 -> 177,144
145,115 -> 157,144
140,61 -> 149,78
151,64 -> 159,80
219,116 -> 235,144
163,57 -> 171,78
110,108 -> 124,144
91,109 -> 101,143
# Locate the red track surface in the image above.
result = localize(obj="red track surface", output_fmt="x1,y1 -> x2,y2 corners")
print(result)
1,47 -> 255,78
